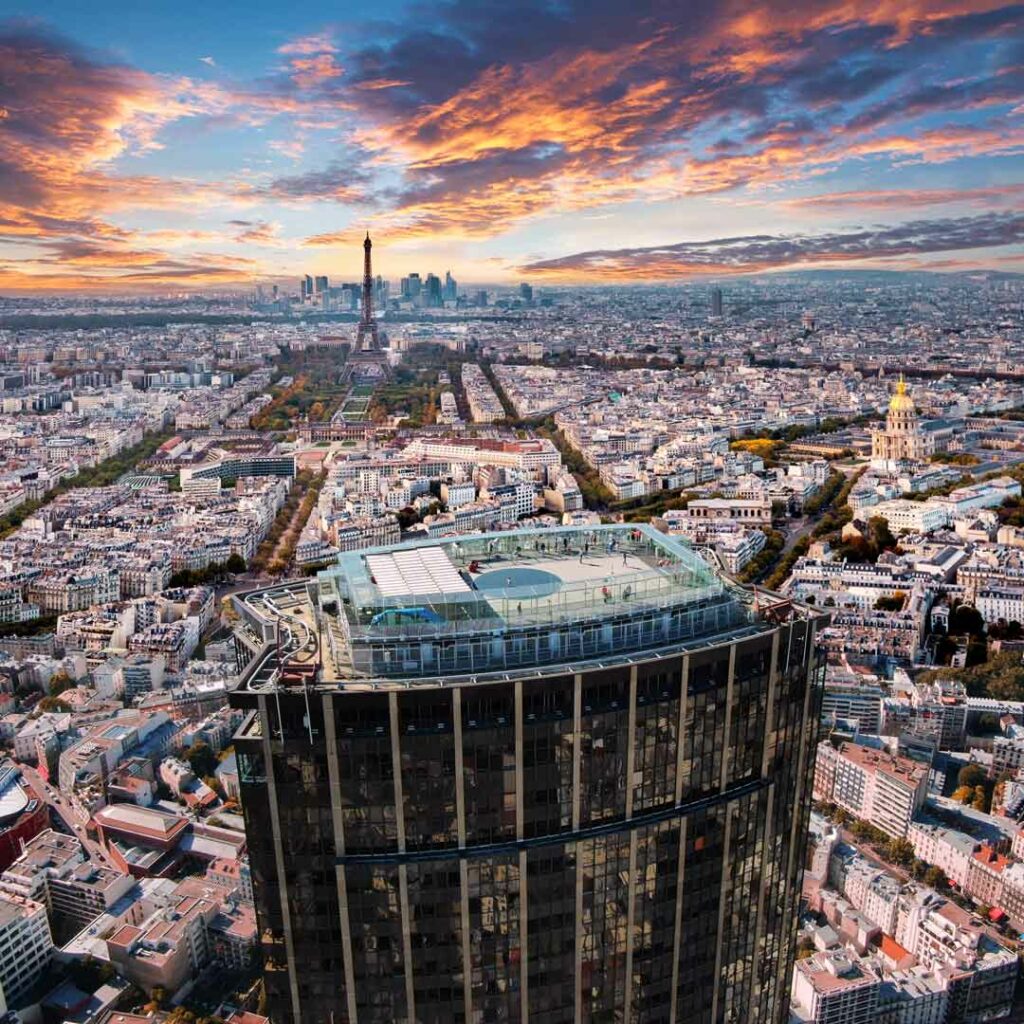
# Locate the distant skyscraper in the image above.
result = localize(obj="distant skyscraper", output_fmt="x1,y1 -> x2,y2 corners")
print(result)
444,269 -> 457,301
232,524 -> 826,1024
406,273 -> 422,300
519,281 -> 533,301
314,275 -> 329,295
425,273 -> 442,307
711,287 -> 723,317
475,289 -> 488,307
301,274 -> 313,301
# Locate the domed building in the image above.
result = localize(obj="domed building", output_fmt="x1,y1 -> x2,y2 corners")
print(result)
871,375 -> 933,469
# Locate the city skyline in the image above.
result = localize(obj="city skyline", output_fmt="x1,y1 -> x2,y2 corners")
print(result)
1,0 -> 1022,293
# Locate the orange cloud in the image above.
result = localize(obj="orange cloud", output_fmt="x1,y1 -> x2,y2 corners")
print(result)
277,32 -> 344,89
325,0 -> 1024,243
781,183 -> 1024,210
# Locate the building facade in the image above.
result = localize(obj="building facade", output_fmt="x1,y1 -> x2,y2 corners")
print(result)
231,524 -> 826,1024
871,377 -> 933,469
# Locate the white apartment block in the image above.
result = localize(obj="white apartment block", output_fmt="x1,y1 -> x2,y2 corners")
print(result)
975,587 -> 1024,625
0,893 -> 52,1006
816,741 -> 928,839
790,949 -> 878,1024
821,684 -> 884,734
991,736 -> 1024,778
907,822 -> 980,889
870,500 -> 949,535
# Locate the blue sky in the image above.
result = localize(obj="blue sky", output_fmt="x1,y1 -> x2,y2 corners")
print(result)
0,0 -> 1021,291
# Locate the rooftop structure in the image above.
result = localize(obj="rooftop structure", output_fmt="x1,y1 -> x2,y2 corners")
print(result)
237,524 -> 778,687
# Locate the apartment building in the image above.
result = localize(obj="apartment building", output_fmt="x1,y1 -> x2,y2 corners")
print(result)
814,741 -> 928,838
0,830 -> 132,930
907,822 -> 980,889
790,949 -> 879,1024
0,892 -> 52,1006
965,845 -> 1009,908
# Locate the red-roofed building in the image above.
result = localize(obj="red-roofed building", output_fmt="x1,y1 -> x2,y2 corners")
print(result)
877,934 -> 915,971
813,740 -> 928,838
0,761 -> 50,871
966,844 -> 1010,907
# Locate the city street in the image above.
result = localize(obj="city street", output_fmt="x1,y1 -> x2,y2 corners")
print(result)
19,764 -> 118,872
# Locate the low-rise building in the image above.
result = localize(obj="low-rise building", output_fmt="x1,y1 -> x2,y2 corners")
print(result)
907,822 -> 980,889
790,948 -> 879,1023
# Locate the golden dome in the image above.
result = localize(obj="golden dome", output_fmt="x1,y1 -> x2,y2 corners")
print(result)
889,374 -> 915,413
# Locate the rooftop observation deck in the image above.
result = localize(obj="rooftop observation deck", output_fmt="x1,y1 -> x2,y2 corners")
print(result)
233,525 -> 807,695
322,524 -> 721,630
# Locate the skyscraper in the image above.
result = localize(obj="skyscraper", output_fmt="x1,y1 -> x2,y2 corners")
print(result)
519,281 -> 533,301
231,524 -> 825,1024
301,274 -> 313,302
424,272 -> 442,307
314,275 -> 329,295
444,269 -> 457,302
711,287 -> 723,317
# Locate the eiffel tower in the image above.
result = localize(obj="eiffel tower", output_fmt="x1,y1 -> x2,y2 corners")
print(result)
356,232 -> 379,352
345,232 -> 390,382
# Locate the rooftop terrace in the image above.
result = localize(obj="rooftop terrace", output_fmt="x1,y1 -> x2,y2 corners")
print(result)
233,524 -> 803,690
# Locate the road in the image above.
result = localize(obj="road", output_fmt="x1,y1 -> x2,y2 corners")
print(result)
838,826 -> 911,883
20,764 -> 119,871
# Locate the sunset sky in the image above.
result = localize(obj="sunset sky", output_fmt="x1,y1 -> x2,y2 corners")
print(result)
1,0 -> 1022,292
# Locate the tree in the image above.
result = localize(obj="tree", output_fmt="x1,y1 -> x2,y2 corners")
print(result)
976,712 -> 1002,735
923,865 -> 948,890
795,935 -> 816,960
958,763 -> 988,790
886,837 -> 914,867
37,696 -> 71,713
49,670 -> 74,697
182,741 -> 217,778
866,516 -> 897,556
225,552 -> 246,574
971,785 -> 989,812
952,785 -> 974,804
949,603 -> 985,639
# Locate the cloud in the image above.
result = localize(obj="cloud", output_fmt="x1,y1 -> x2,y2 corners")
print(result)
276,31 -> 344,89
5,5 -> 1023,290
247,155 -> 374,204
278,32 -> 337,56
782,184 -> 1024,211
228,219 -> 283,245
305,0 -> 1024,239
269,137 -> 306,161
0,27 -> 234,232
518,213 -> 1024,279
0,25 -> 269,289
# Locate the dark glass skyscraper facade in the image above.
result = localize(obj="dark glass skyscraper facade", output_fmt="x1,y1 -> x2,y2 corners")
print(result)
230,525 -> 824,1024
